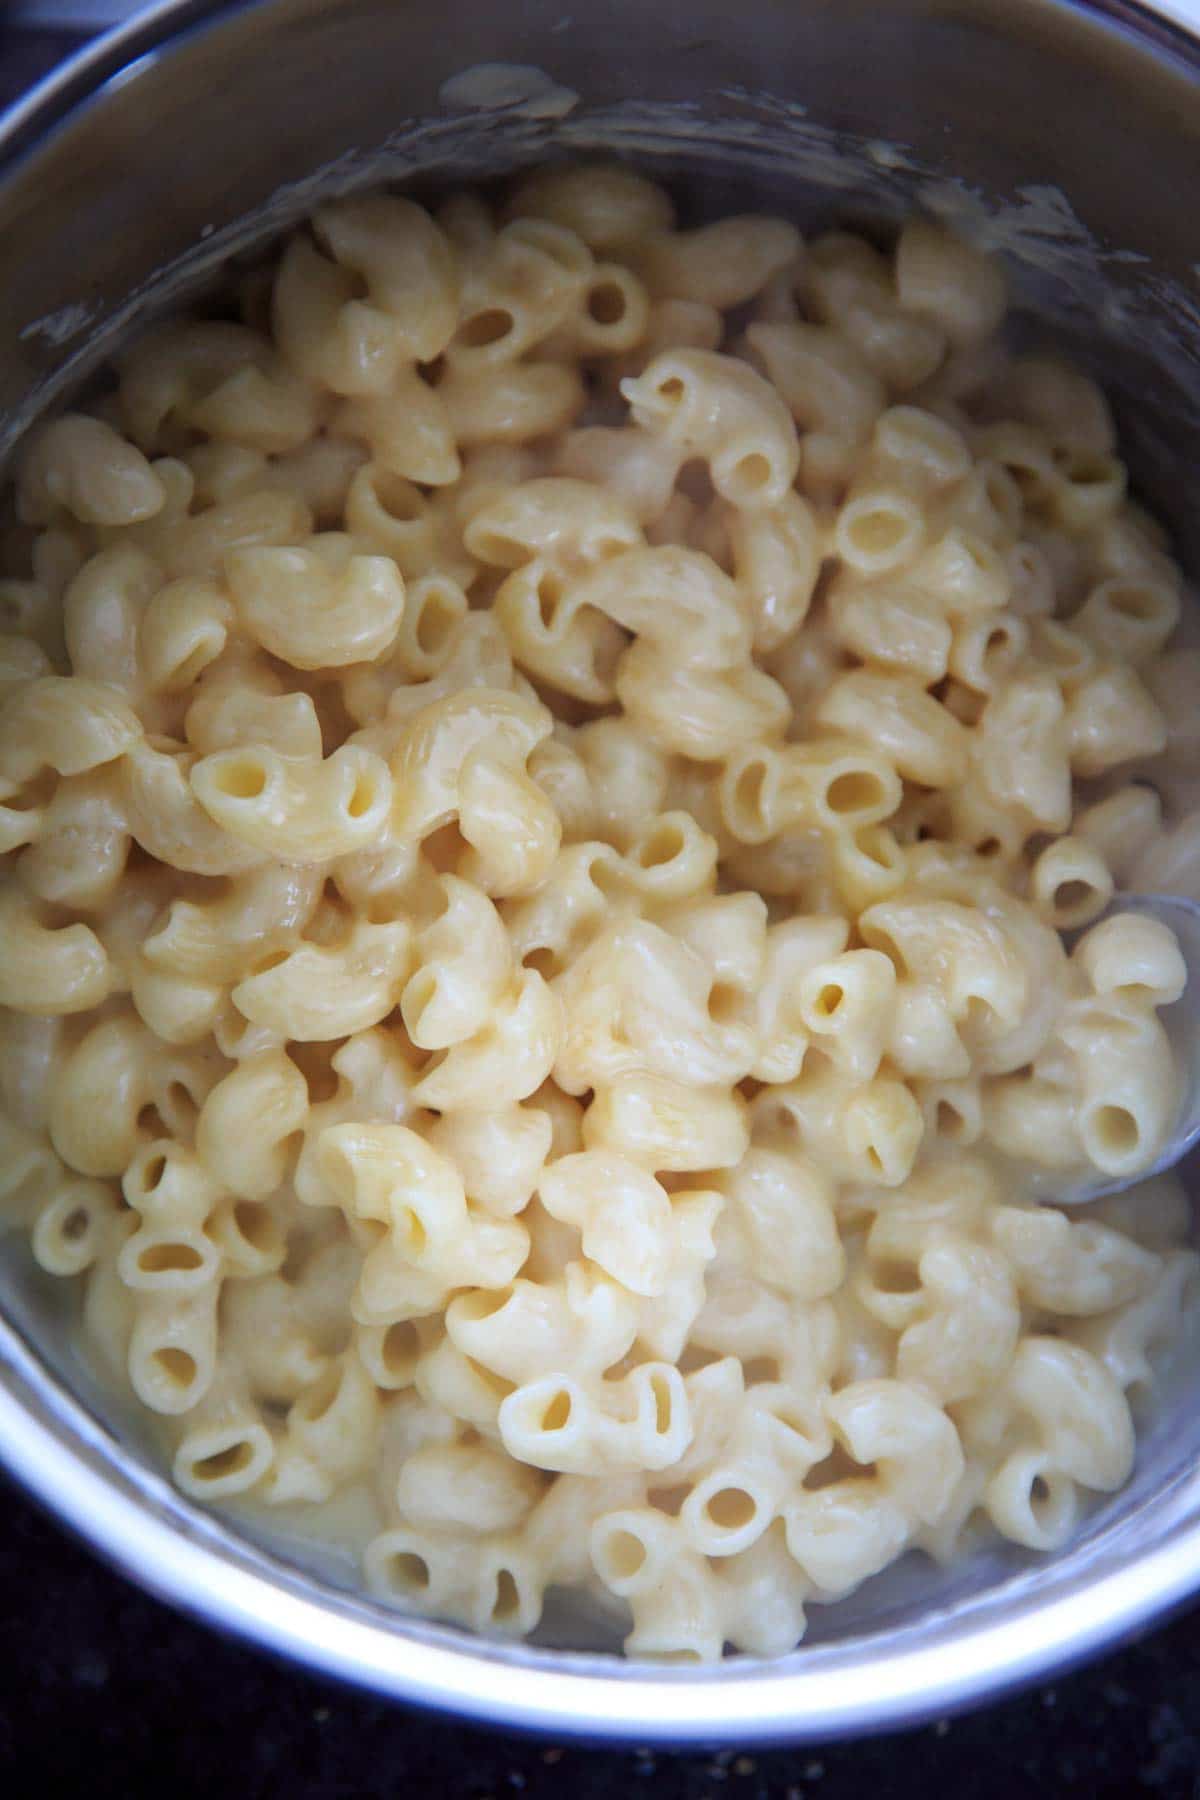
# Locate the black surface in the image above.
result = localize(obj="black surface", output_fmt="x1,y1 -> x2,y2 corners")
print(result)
0,21 -> 86,107
2,15 -> 1200,1796
4,1467 -> 1200,1796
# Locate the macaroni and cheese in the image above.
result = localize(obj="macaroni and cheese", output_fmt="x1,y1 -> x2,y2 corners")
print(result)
0,165 -> 1197,1660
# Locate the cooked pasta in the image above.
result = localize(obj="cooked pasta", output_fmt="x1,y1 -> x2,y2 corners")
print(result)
0,165 -> 1197,1663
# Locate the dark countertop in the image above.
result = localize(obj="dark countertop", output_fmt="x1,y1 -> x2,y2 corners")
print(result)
5,1468 -> 1200,1797
2,18 -> 1200,1797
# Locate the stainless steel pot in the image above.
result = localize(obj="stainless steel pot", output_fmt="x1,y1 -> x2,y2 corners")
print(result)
2,0 -> 1199,1743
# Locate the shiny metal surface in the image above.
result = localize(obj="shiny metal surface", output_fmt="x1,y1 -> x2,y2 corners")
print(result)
1,0 -> 1200,1743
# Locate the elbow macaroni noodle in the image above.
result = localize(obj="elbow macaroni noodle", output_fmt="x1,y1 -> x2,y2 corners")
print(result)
0,166 -> 1197,1661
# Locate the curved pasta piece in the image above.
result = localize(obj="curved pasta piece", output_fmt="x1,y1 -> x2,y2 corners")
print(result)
196,1051 -> 309,1200
412,969 -> 562,1111
337,373 -> 461,488
389,686 -> 552,840
227,542 -> 406,669
429,1104 -> 551,1219
313,194 -> 461,364
318,1122 -> 528,1322
464,477 -> 642,570
232,916 -> 412,1040
402,874 -> 511,1050
583,1073 -> 749,1172
142,863 -> 324,983
539,1151 -> 675,1297
634,216 -> 800,310
120,319 -> 319,454
191,741 -> 392,862
498,1362 -> 691,1475
18,414 -> 166,528
0,675 -> 142,798
551,919 -> 755,1094
446,1263 -> 638,1386
622,348 -> 800,509
569,543 -> 749,671
122,738 -> 266,876
0,883 -> 114,1016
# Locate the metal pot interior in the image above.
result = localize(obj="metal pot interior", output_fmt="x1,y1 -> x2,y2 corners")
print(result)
1,0 -> 1200,1733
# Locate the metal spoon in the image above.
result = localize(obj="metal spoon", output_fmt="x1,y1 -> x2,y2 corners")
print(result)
1052,892 -> 1200,1205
